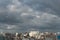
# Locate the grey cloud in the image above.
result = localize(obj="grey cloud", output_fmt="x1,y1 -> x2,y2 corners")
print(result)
22,0 -> 60,16
0,0 -> 60,32
0,0 -> 11,8
0,13 -> 23,25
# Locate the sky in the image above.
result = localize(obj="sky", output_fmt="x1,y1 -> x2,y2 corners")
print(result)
0,0 -> 60,33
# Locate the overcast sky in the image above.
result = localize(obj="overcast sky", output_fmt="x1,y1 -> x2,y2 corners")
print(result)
0,0 -> 60,33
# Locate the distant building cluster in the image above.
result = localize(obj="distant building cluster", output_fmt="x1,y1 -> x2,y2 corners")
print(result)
0,31 -> 60,40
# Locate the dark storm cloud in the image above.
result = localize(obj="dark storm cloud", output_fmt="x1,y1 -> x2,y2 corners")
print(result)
22,0 -> 60,16
0,0 -> 12,8
0,0 -> 60,32
0,13 -> 23,24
